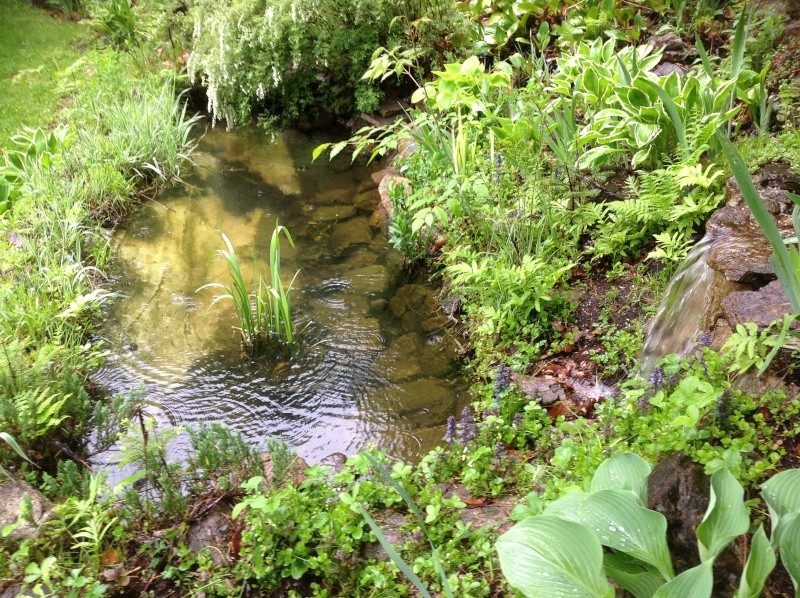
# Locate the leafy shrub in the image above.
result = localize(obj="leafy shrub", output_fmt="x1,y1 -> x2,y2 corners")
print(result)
497,451 -> 800,597
187,0 -> 468,126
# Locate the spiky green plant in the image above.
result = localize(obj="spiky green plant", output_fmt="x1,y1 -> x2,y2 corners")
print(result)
201,225 -> 298,357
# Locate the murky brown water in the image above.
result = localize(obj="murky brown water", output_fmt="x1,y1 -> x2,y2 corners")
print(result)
94,126 -> 468,463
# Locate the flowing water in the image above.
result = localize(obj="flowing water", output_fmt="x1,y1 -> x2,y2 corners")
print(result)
640,237 -> 716,374
93,127 -> 468,463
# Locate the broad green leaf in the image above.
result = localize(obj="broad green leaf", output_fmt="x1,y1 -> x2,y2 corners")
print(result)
697,468 -> 749,562
590,452 -> 651,506
653,561 -> 713,598
639,78 -> 687,157
311,143 -> 330,162
780,513 -> 800,593
496,516 -> 615,598
546,489 -> 674,580
761,470 -> 800,545
604,552 -> 664,598
735,525 -> 776,598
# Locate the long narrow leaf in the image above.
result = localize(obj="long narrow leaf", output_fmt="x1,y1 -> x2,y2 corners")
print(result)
358,506 -> 433,598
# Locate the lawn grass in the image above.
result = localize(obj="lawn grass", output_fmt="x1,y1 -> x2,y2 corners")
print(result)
0,0 -> 89,148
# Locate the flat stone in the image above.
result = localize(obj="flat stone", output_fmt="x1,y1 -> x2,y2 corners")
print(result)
513,374 -> 566,405
394,378 -> 456,420
330,217 -> 373,253
0,477 -> 54,543
371,167 -> 399,185
187,509 -> 231,567
375,333 -> 424,382
353,190 -> 378,212
378,98 -> 410,119
312,205 -> 356,223
706,206 -> 777,284
721,280 -> 793,328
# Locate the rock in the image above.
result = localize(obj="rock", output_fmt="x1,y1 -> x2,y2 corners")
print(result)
377,175 -> 411,221
319,452 -> 348,474
311,205 -> 356,223
375,333 -> 424,382
368,209 -> 385,232
359,113 -> 397,129
353,190 -> 378,213
389,284 -> 440,330
706,206 -> 776,284
650,32 -> 697,62
361,510 -> 408,561
330,217 -> 373,253
647,453 -> 709,574
394,378 -> 457,421
396,137 -> 419,159
187,509 -> 231,567
647,453 -> 746,594
0,477 -> 54,543
513,374 -> 566,405
721,280 -> 793,329
371,167 -> 398,185
653,62 -> 688,77
378,98 -> 410,119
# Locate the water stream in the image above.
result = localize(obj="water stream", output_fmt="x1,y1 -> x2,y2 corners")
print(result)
93,127 -> 468,463
640,237 -> 716,374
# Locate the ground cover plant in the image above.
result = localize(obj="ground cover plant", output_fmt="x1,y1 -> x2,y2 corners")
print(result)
3,0 -> 800,596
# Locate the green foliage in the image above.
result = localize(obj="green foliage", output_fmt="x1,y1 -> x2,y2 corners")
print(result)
498,451 -> 800,597
90,0 -> 139,46
187,0 -> 469,126
200,226 -> 298,357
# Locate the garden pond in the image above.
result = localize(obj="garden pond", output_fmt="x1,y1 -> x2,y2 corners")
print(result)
93,126 -> 469,464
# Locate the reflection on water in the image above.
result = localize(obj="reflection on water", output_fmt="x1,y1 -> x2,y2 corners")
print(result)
94,127 -> 468,463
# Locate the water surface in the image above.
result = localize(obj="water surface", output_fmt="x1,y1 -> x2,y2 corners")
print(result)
94,127 -> 467,463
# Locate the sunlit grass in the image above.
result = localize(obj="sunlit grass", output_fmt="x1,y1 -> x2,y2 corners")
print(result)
0,0 -> 89,148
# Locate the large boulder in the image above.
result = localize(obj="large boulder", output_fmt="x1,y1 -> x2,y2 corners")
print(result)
721,280 -> 794,329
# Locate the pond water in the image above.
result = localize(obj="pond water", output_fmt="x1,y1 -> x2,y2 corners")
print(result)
93,126 -> 468,463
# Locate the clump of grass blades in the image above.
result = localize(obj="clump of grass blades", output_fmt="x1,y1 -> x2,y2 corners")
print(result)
202,225 -> 298,357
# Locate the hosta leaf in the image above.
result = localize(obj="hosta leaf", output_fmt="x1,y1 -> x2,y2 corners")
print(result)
735,525 -> 776,598
546,489 -> 674,580
496,515 -> 615,598
604,552 -> 663,598
653,561 -> 713,598
780,513 -> 800,593
590,452 -> 651,506
697,468 -> 749,562
761,469 -> 800,546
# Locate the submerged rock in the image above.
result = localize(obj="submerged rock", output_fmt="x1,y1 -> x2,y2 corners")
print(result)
389,284 -> 440,330
311,205 -> 356,223
330,217 -> 373,253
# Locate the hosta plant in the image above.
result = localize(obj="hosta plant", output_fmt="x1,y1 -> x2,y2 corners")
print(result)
497,451 -> 800,597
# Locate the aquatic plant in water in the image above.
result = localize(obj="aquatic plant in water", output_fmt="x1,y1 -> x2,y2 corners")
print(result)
200,225 -> 298,357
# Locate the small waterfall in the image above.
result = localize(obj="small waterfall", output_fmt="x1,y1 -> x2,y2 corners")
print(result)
640,237 -> 716,374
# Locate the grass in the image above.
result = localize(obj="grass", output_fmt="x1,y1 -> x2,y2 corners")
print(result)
0,0 -> 90,148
